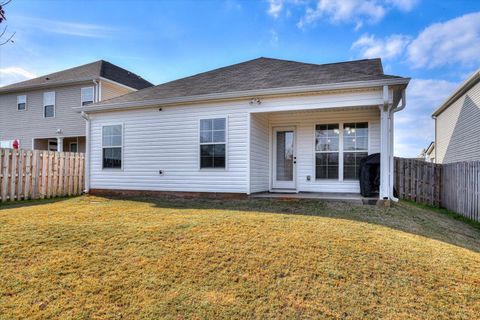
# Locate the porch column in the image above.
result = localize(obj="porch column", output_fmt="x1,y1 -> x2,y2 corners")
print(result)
57,137 -> 64,152
379,107 -> 392,200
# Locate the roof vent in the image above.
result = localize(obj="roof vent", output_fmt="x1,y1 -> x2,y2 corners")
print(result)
45,77 -> 50,80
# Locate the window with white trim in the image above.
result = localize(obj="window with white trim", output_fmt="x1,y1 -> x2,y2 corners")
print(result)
102,125 -> 122,169
17,95 -> 26,111
0,140 -> 14,148
315,124 -> 340,179
343,122 -> 368,180
43,91 -> 55,118
199,118 -> 226,168
315,122 -> 368,180
81,87 -> 94,106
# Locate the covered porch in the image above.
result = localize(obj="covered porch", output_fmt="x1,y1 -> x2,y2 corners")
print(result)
33,136 -> 86,152
247,86 -> 403,200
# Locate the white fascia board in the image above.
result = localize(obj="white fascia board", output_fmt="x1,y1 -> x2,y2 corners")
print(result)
432,69 -> 480,117
77,77 -> 410,114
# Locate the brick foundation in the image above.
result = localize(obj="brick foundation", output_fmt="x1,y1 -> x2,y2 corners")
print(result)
88,189 -> 248,200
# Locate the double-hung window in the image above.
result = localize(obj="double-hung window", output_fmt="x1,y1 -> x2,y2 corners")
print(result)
343,123 -> 368,180
102,125 -> 122,169
81,87 -> 94,106
17,95 -> 26,111
315,122 -> 368,180
43,91 -> 55,118
199,118 -> 226,169
315,124 -> 340,179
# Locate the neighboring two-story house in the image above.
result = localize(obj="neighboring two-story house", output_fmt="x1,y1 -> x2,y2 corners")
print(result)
0,60 -> 153,152
432,69 -> 480,164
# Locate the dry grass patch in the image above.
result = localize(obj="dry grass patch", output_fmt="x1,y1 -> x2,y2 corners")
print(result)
0,196 -> 479,319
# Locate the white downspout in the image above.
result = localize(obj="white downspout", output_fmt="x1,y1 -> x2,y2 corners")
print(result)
390,89 -> 407,202
379,85 -> 390,200
81,111 -> 90,193
93,79 -> 100,102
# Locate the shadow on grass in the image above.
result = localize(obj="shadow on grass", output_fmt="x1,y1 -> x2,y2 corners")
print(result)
2,194 -> 479,253
0,196 -> 81,210
106,194 -> 480,253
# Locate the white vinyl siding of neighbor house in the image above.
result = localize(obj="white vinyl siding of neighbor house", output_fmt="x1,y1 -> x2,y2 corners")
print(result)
435,81 -> 480,164
100,80 -> 134,101
0,83 -> 93,149
88,88 -> 384,194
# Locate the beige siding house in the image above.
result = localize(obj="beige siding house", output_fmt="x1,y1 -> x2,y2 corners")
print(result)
79,57 -> 409,200
0,61 -> 153,152
432,69 -> 480,164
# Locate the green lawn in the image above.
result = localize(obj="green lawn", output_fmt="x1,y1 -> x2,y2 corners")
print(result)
1,196 -> 479,319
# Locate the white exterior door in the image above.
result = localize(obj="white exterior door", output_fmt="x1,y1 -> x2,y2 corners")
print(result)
272,127 -> 296,190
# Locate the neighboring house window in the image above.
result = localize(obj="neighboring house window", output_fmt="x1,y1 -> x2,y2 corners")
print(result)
199,118 -> 226,169
315,124 -> 340,179
43,91 -> 55,118
343,123 -> 368,180
0,140 -> 14,148
70,142 -> 78,153
102,124 -> 122,169
17,95 -> 27,111
48,139 -> 58,151
81,87 -> 94,106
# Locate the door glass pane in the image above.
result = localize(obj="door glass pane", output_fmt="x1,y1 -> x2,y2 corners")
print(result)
276,131 -> 294,181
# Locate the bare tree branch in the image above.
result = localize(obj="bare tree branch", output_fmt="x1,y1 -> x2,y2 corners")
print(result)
0,30 -> 14,45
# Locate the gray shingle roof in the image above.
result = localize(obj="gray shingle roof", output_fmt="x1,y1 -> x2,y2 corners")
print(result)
95,57 -> 403,106
0,60 -> 153,92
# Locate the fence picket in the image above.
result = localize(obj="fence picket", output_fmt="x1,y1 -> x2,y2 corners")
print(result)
0,148 -> 85,202
395,157 -> 479,222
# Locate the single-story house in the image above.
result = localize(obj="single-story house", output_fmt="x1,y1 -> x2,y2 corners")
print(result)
432,69 -> 480,164
78,57 -> 409,200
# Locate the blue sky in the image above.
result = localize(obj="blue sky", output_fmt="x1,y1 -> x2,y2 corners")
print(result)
1,0 -> 479,157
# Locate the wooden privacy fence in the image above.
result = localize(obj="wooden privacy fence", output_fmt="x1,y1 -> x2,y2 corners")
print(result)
441,161 -> 480,222
0,148 -> 85,202
395,157 -> 480,222
394,158 -> 442,207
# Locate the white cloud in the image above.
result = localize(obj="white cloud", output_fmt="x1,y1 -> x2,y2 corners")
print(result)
387,0 -> 419,11
18,16 -> 117,38
267,0 -> 284,18
352,33 -> 410,59
270,29 -> 279,45
394,79 -> 458,157
0,67 -> 37,87
351,11 -> 480,68
407,12 -> 480,69
296,0 -> 418,29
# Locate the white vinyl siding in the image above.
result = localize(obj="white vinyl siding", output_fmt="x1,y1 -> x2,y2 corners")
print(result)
17,95 -> 26,111
89,103 -> 249,193
88,89 -> 383,194
435,81 -> 480,164
250,113 -> 269,193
